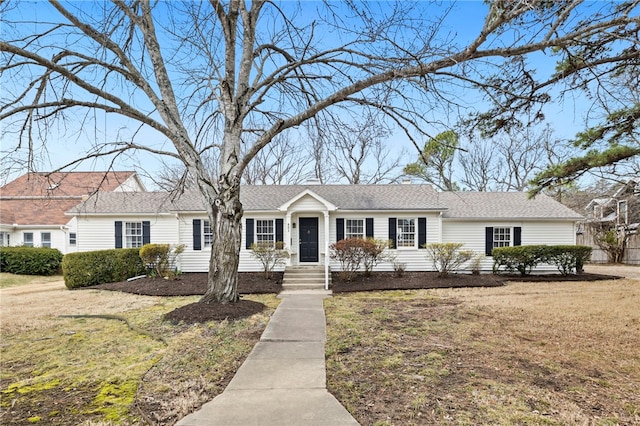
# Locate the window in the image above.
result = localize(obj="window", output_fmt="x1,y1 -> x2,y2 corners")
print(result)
41,232 -> 51,248
618,200 -> 628,224
23,232 -> 34,247
493,227 -> 511,248
256,219 -> 275,246
397,219 -> 415,248
345,219 -> 364,239
69,233 -> 77,246
125,222 -> 143,248
203,221 -> 213,248
0,232 -> 9,246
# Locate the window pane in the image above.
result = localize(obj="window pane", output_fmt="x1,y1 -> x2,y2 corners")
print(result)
203,221 -> 213,247
125,222 -> 143,248
23,232 -> 33,247
256,219 -> 275,246
345,219 -> 364,239
493,227 -> 511,248
397,219 -> 415,247
69,233 -> 77,245
41,232 -> 51,248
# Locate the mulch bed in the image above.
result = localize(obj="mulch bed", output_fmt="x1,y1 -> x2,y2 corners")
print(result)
87,271 -> 619,323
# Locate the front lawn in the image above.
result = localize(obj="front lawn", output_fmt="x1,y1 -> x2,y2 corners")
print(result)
325,279 -> 640,425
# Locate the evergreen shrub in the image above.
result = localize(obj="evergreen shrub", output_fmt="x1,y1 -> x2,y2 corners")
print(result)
62,248 -> 146,289
0,246 -> 63,275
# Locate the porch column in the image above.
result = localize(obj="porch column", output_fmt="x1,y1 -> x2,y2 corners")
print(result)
324,210 -> 330,290
285,211 -> 292,266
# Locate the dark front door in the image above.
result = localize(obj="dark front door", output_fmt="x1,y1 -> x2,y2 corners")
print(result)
299,217 -> 319,262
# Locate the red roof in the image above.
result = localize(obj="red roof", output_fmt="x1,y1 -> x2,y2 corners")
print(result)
0,199 -> 81,226
0,171 -> 138,197
0,171 -> 140,226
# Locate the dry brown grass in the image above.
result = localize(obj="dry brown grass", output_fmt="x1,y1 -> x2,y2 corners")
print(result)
325,279 -> 640,425
0,278 -> 279,425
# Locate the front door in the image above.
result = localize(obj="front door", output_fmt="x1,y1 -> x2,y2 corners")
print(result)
299,217 -> 319,262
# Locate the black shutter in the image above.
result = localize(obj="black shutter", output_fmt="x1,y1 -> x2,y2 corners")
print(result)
366,218 -> 374,238
389,218 -> 397,249
193,219 -> 201,251
418,217 -> 427,249
245,218 -> 254,249
142,221 -> 151,245
514,227 -> 522,246
275,219 -> 284,243
115,221 -> 123,249
485,227 -> 494,256
336,218 -> 344,241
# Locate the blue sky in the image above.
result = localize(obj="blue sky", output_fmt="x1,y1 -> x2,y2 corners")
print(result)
0,1 -> 604,187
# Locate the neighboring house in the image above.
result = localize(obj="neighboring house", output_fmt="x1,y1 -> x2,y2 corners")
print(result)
579,178 -> 640,264
68,183 -> 583,278
0,171 -> 146,253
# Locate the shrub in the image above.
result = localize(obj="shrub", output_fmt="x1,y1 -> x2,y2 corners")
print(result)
361,239 -> 391,276
492,245 -> 546,276
492,245 -> 591,276
389,255 -> 406,277
545,245 -> 592,275
0,246 -> 63,275
139,243 -> 185,278
250,241 -> 288,279
330,238 -> 390,281
424,242 -> 474,277
62,248 -> 146,289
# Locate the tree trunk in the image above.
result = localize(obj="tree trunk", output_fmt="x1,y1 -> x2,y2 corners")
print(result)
200,181 -> 243,304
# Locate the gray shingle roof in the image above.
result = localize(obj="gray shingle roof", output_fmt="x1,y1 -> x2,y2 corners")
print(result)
437,192 -> 583,220
239,184 -> 441,211
68,185 -> 582,220
69,191 -> 179,214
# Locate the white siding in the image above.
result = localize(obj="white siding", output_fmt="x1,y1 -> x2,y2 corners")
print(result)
179,214 -> 289,273
327,212 -> 440,272
442,220 -> 578,273
76,214 -> 178,252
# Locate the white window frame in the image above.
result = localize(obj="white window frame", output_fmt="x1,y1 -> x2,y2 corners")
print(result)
256,219 -> 275,247
23,232 -> 34,247
493,227 -> 511,248
203,220 -> 213,248
0,232 -> 9,246
41,232 -> 52,248
345,219 -> 364,239
618,200 -> 628,225
69,232 -> 77,246
397,218 -> 416,248
125,222 -> 143,248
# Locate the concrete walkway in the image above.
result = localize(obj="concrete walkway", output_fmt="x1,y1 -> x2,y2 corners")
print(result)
176,291 -> 360,426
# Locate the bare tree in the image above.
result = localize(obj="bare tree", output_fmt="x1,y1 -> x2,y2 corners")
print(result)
325,113 -> 404,184
242,134 -> 314,184
459,125 -> 573,192
2,1 -> 639,303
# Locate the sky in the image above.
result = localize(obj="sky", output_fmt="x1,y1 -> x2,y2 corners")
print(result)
0,1 -> 611,189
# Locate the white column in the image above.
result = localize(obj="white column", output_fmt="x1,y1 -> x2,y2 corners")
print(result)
285,212 -> 292,266
324,210 -> 330,290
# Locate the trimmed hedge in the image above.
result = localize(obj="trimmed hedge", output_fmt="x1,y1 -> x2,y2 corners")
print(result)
0,246 -> 63,275
62,248 -> 146,289
492,245 -> 592,276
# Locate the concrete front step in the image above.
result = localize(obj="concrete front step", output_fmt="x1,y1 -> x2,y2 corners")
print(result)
282,266 -> 330,291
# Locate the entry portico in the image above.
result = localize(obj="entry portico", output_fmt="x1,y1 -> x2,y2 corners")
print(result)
279,189 -> 337,289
